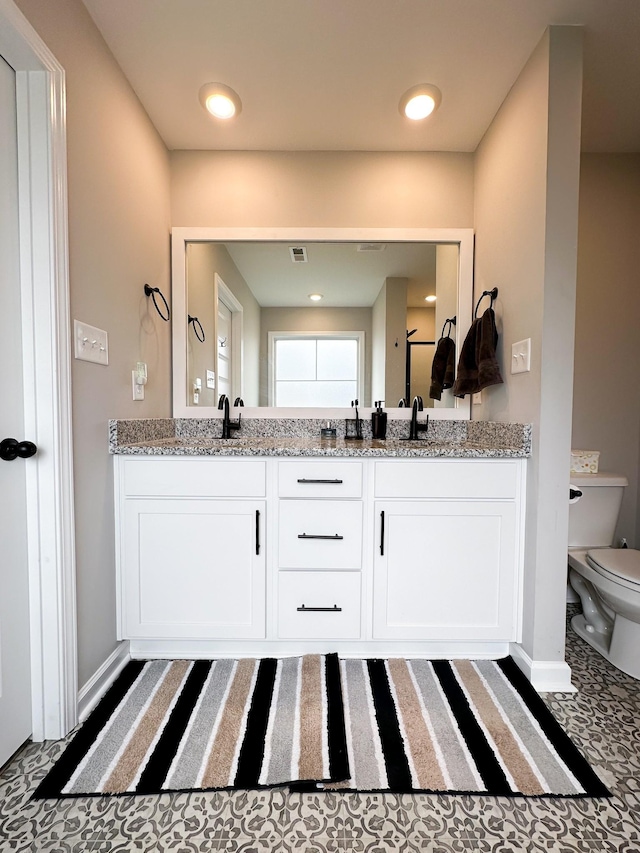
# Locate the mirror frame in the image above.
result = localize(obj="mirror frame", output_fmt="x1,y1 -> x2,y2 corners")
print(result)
171,227 -> 474,420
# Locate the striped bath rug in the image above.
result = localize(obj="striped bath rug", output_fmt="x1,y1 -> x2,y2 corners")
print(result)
329,657 -> 608,797
34,654 -> 348,798
34,655 -> 608,799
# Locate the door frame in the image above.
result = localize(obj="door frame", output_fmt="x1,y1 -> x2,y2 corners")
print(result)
0,0 -> 77,740
215,273 -> 243,403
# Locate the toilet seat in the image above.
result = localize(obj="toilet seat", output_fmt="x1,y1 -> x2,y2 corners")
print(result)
586,548 -> 640,591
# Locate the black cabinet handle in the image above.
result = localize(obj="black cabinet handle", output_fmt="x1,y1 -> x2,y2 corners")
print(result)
256,510 -> 260,555
297,533 -> 344,540
297,604 -> 342,612
380,510 -> 385,555
1,438 -> 37,461
296,478 -> 343,484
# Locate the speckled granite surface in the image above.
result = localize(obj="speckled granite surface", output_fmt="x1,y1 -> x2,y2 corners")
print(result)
109,418 -> 531,458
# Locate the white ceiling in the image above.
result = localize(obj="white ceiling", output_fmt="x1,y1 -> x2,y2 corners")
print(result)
221,241 -> 437,308
81,0 -> 640,153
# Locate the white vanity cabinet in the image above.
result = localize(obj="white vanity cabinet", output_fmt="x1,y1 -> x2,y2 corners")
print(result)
114,452 -> 525,656
115,458 -> 266,640
373,460 -> 523,641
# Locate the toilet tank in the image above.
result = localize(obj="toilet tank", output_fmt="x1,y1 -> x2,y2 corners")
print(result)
568,472 -> 628,548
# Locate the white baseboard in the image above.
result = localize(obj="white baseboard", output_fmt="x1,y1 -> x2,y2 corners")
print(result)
128,639 -> 511,660
509,643 -> 576,693
77,641 -> 131,723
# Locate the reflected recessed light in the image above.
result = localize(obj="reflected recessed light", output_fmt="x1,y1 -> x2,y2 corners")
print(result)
399,84 -> 442,120
308,294 -> 323,302
199,83 -> 242,119
425,295 -> 437,303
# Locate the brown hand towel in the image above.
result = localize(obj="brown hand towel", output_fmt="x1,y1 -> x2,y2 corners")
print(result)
452,307 -> 503,397
452,317 -> 481,397
429,336 -> 456,400
476,306 -> 503,391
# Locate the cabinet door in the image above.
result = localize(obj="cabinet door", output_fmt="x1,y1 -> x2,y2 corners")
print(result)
121,499 -> 265,639
373,501 -> 518,640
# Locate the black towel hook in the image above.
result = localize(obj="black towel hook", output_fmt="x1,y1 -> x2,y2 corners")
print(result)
144,283 -> 170,321
187,315 -> 206,343
441,315 -> 457,339
474,287 -> 499,319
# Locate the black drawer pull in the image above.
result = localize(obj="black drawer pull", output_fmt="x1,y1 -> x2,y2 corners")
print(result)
297,604 -> 342,612
297,478 -> 344,484
298,533 -> 344,540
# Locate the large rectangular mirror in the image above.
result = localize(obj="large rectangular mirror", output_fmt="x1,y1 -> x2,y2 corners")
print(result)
171,228 -> 473,418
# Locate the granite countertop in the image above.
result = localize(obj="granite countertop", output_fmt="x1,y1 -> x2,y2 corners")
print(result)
109,418 -> 531,459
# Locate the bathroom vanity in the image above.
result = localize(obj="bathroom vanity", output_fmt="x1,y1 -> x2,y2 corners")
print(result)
111,419 -> 530,661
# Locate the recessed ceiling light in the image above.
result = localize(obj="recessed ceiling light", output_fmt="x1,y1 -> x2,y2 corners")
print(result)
425,295 -> 437,303
399,84 -> 442,121
199,83 -> 242,119
308,294 -> 323,302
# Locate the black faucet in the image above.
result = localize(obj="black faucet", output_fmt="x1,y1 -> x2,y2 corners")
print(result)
218,394 -> 241,439
407,395 -> 429,440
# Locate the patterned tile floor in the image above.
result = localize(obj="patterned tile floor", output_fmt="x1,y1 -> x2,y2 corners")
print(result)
1,606 -> 639,852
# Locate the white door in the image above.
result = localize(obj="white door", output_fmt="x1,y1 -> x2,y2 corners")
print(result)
217,298 -> 233,401
0,53 -> 32,766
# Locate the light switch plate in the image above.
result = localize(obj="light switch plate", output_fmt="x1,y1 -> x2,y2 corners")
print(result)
511,338 -> 531,374
206,369 -> 215,389
74,320 -> 108,365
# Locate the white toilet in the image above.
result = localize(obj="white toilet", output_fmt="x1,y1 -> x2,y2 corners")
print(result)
568,471 -> 640,679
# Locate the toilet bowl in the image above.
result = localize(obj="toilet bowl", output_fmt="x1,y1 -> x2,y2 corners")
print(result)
569,547 -> 640,679
568,471 -> 640,679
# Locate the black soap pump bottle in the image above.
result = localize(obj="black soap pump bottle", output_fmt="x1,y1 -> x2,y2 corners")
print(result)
371,401 -> 387,440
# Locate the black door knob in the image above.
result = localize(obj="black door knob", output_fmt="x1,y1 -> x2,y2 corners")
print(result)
0,438 -> 38,461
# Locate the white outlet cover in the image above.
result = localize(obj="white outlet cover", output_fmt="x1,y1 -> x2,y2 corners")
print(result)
74,319 -> 108,365
511,338 -> 531,374
132,370 -> 145,401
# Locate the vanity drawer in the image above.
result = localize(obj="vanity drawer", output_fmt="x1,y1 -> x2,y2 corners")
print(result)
374,460 -> 518,500
278,571 -> 361,639
278,460 -> 362,498
278,500 -> 363,569
122,458 -> 266,498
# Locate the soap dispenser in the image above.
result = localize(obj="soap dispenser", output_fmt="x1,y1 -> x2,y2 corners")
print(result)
371,401 -> 387,439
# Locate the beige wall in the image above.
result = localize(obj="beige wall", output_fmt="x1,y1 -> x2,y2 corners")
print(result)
186,243 -> 261,407
573,154 -> 640,548
474,27 -> 583,670
171,151 -> 474,228
16,0 -> 172,686
260,307 -> 372,406
185,244 -> 218,408
383,278 -> 409,405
